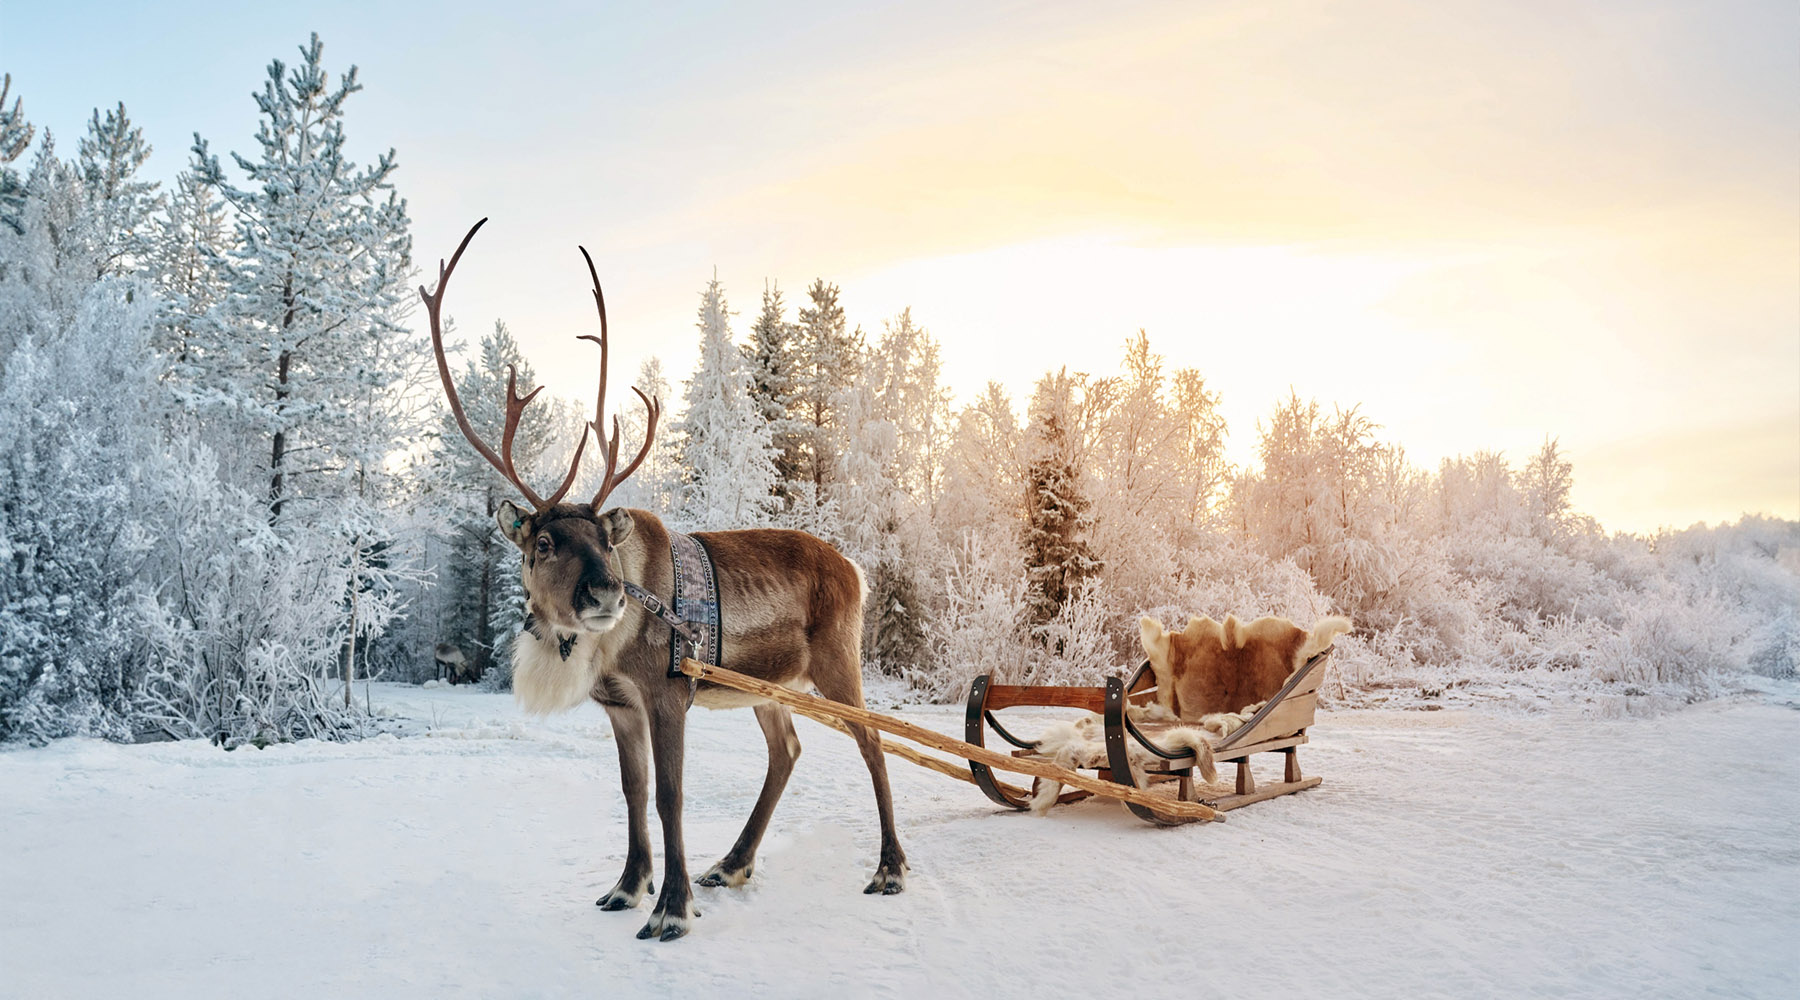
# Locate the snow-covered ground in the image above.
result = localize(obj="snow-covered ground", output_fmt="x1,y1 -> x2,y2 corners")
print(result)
3,683 -> 1797,999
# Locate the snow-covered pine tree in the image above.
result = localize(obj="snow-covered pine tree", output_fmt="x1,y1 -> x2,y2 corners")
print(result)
0,74 -> 32,235
676,275 -> 778,530
791,278 -> 862,491
0,136 -> 99,361
434,322 -> 556,682
150,170 -> 230,371
743,280 -> 804,498
1021,372 -> 1103,633
191,32 -> 413,522
76,103 -> 161,278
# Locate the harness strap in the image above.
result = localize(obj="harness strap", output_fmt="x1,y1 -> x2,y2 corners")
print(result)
622,580 -> 705,650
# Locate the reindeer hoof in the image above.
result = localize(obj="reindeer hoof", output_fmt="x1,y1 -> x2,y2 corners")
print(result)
863,866 -> 907,895
596,879 -> 652,910
637,904 -> 699,940
696,862 -> 752,888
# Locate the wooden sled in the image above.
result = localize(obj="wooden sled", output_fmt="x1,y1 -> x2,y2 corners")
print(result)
963,646 -> 1334,826
679,659 -> 1223,823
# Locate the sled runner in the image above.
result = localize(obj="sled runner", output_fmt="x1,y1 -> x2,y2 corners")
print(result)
963,643 -> 1334,826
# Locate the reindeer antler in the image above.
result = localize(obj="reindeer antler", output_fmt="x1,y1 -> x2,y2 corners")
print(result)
577,245 -> 662,510
421,219 -> 588,514
421,220 -> 661,516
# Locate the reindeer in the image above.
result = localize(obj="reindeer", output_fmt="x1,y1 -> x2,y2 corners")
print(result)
421,220 -> 907,941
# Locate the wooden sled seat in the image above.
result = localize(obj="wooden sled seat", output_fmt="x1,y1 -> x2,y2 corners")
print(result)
962,645 -> 1334,826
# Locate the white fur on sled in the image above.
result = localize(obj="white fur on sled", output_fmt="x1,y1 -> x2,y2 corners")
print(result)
1024,715 -> 1218,814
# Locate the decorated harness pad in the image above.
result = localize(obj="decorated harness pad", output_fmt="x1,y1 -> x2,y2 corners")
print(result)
623,530 -> 723,680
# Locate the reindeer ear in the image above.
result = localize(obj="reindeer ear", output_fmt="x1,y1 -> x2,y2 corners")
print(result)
599,508 -> 635,545
496,500 -> 533,549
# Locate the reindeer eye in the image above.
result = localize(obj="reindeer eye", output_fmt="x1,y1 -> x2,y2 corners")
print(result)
535,536 -> 552,555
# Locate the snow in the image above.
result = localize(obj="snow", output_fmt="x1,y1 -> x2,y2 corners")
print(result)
3,683 -> 1797,999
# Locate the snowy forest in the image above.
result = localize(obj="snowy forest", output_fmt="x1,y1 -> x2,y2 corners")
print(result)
2,39 -> 1796,748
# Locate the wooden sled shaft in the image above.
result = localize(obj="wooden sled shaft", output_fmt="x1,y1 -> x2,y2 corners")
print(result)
678,659 -> 1221,823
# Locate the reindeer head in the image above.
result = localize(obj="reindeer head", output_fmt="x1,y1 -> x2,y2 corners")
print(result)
422,219 -> 662,637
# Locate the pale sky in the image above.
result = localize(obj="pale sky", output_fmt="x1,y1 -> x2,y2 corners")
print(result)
6,0 -> 1796,534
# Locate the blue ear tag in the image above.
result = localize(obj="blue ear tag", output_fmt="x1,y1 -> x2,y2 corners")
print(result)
513,519 -> 524,531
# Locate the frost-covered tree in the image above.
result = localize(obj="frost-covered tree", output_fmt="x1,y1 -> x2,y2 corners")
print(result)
600,356 -> 681,518
791,278 -> 861,490
0,74 -> 33,235
1021,373 -> 1104,632
743,280 -> 804,496
191,32 -> 413,522
0,280 -> 164,741
838,308 -> 953,675
1235,394 -> 1409,615
150,170 -> 231,369
1172,366 -> 1230,532
868,308 -> 951,505
430,322 -> 559,681
1094,332 -> 1182,520
77,103 -> 161,278
676,275 -> 777,529
938,381 -> 1024,540
0,137 -> 102,362
1519,436 -> 1584,542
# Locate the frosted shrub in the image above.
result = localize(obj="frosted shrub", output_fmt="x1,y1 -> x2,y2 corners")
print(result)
1022,583 -> 1120,686
135,440 -> 364,745
919,531 -> 1031,699
1167,540 -> 1332,624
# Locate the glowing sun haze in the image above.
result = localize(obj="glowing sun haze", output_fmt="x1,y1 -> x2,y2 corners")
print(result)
8,0 -> 1796,534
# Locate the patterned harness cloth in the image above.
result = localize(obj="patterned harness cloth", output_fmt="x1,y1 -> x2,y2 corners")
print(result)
622,530 -> 723,682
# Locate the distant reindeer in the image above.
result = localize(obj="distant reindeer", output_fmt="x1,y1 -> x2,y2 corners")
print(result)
421,220 -> 906,941
433,642 -> 471,684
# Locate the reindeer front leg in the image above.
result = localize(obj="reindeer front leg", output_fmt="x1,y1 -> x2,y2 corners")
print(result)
638,690 -> 698,941
595,701 -> 654,911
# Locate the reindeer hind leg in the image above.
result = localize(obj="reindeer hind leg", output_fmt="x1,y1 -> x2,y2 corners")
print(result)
809,647 -> 908,895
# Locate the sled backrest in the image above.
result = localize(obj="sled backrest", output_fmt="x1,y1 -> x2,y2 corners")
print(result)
1215,648 -> 1331,752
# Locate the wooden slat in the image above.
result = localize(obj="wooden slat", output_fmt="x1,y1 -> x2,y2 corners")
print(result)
1203,776 -> 1322,812
680,660 -> 1220,822
983,684 -> 1106,712
1211,733 -> 1307,761
1229,691 -> 1317,747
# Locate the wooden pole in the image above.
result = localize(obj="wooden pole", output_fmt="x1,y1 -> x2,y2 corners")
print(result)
806,713 -> 1031,799
680,660 -> 1220,823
